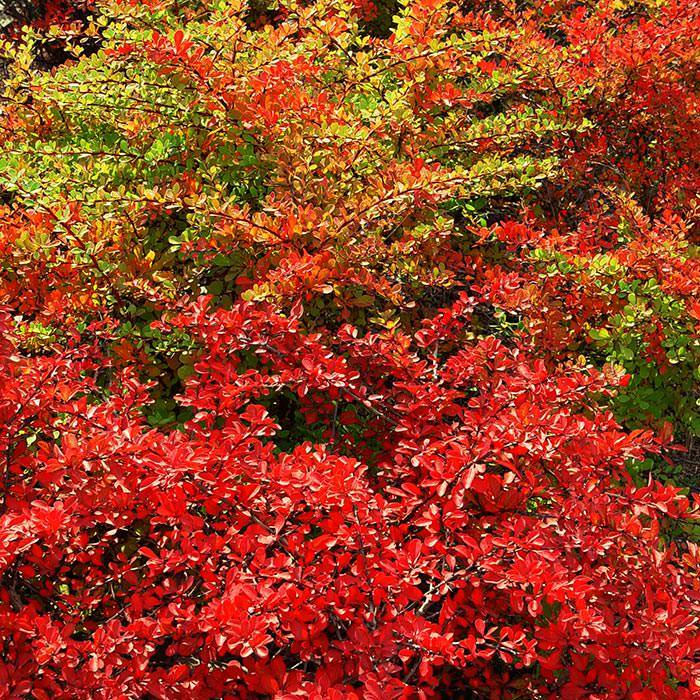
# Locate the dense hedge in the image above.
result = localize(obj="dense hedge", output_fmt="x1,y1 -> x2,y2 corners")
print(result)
0,0 -> 699,697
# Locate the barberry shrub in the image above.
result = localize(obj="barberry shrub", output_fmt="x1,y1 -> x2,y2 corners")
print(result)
0,0 -> 699,697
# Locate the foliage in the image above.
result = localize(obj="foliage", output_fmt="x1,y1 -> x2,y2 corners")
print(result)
0,1 -> 96,71
0,0 -> 699,697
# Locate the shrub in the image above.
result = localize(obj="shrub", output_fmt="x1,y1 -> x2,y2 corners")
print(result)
0,0 -> 698,696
